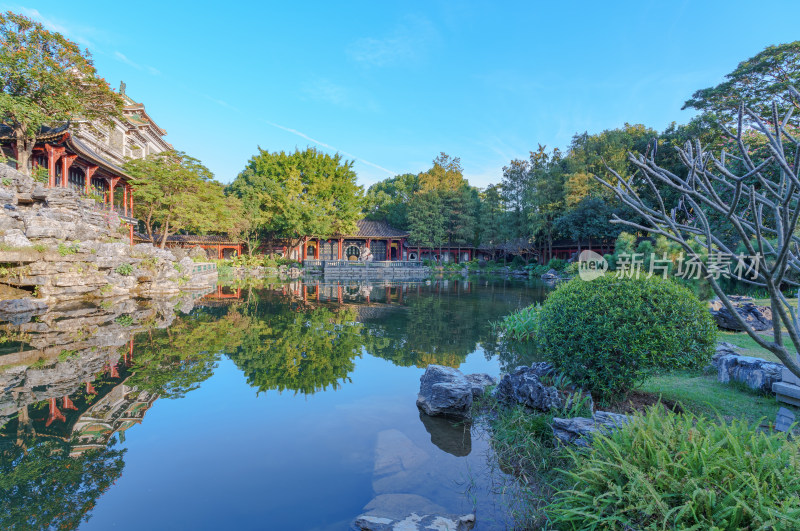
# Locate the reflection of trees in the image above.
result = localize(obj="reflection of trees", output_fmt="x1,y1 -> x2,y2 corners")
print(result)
0,435 -> 124,531
125,308 -> 247,399
226,294 -> 363,395
360,281 -> 542,368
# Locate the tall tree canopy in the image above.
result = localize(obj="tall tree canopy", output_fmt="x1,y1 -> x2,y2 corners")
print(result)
683,41 -> 800,119
0,11 -> 122,174
124,150 -> 234,248
363,172 -> 419,230
407,153 -> 479,253
228,147 -> 363,253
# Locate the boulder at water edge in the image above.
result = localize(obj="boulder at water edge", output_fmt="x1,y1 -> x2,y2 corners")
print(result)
416,365 -> 473,419
493,365 -> 562,411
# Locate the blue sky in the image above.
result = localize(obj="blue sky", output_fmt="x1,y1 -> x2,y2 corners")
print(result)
10,1 -> 800,188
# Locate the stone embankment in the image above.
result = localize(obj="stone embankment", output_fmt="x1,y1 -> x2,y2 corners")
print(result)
0,165 -> 216,313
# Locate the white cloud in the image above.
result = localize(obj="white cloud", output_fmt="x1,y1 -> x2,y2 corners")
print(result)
347,16 -> 438,67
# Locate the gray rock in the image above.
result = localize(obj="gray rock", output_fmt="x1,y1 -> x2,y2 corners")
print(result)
540,268 -> 562,280
2,228 -> 31,248
373,429 -> 429,477
356,494 -> 475,531
493,365 -> 562,411
416,365 -> 473,419
464,373 -> 496,398
552,411 -> 629,447
188,245 -> 208,260
709,298 -> 772,331
354,512 -> 475,531
712,353 -> 783,392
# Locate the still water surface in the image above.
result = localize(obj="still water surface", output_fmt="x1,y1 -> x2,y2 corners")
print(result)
0,278 -> 547,530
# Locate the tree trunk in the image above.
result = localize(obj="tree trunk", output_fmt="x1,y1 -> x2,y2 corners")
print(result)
14,133 -> 35,176
159,218 -> 171,249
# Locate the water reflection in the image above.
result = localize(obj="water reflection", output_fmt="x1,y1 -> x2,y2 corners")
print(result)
0,278 -> 546,530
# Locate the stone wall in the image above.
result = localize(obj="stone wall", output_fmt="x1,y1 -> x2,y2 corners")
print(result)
0,165 -> 217,307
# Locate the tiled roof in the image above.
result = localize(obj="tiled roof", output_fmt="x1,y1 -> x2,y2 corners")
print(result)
342,219 -> 408,238
0,122 -> 70,141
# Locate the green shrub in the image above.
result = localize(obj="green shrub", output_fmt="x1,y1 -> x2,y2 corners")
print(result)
511,255 -> 526,268
538,275 -> 716,399
545,257 -> 566,271
493,304 -> 541,341
546,407 -> 800,530
57,243 -> 79,256
115,263 -> 133,276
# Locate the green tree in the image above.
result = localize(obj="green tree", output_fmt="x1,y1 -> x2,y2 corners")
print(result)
0,11 -> 122,174
526,145 -> 565,261
363,173 -> 419,229
124,150 -> 226,248
478,184 -> 506,252
683,41 -> 800,119
407,191 -> 446,253
500,158 -> 530,239
228,147 -> 363,254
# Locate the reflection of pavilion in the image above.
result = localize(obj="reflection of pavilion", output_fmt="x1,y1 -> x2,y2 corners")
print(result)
0,339 -> 158,458
70,382 -> 157,456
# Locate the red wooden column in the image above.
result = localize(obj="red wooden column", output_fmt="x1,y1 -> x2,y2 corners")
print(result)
84,165 -> 98,194
338,238 -> 343,260
386,240 -> 390,261
217,244 -> 222,259
108,177 -> 120,210
314,239 -> 319,259
366,239 -> 371,250
44,144 -> 64,188
302,238 -> 307,261
123,186 -> 128,216
129,185 -> 134,214
61,154 -> 77,188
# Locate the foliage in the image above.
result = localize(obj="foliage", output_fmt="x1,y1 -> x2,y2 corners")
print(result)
538,276 -> 717,400
57,242 -> 78,256
683,41 -> 800,120
124,150 -> 235,248
0,11 -> 122,175
228,147 -> 363,254
492,304 -> 540,341
407,153 -> 479,250
363,172 -> 418,229
114,263 -> 133,276
546,407 -> 800,530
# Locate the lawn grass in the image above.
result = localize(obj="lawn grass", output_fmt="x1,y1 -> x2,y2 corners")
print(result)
641,370 -> 797,425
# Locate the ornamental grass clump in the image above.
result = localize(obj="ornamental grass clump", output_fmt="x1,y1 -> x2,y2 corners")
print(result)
538,275 -> 716,400
546,407 -> 800,530
493,304 -> 540,341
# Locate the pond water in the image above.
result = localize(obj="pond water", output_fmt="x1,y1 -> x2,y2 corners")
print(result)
0,278 -> 548,530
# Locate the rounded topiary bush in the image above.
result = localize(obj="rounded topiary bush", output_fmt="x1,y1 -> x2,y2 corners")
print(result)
538,275 -> 716,399
546,407 -> 800,529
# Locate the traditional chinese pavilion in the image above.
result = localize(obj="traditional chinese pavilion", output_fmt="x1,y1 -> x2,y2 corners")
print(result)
0,82 -> 170,226
290,219 -> 483,263
288,220 -> 410,261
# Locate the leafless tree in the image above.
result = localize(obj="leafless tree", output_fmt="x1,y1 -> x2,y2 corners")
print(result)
596,88 -> 800,378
